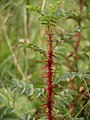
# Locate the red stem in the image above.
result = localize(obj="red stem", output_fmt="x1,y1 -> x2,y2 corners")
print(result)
45,23 -> 54,120
79,0 -> 83,12
69,0 -> 83,116
74,31 -> 81,60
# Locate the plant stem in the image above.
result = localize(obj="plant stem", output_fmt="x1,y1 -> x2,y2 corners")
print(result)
73,101 -> 89,119
24,0 -> 30,39
23,0 -> 30,77
46,22 -> 54,120
3,28 -> 26,80
74,0 -> 83,60
41,0 -> 46,12
69,0 -> 83,116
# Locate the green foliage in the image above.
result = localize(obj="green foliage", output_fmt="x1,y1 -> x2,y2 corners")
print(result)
19,41 -> 46,56
26,5 -> 42,15
54,70 -> 90,83
0,106 -> 18,120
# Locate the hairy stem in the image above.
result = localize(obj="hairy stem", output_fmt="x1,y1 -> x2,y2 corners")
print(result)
46,23 -> 54,120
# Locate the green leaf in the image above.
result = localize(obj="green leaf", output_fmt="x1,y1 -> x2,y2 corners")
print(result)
35,88 -> 41,97
26,5 -> 41,13
84,74 -> 90,79
58,101 -> 66,108
41,88 -> 45,94
20,81 -> 25,87
19,87 -> 26,95
20,42 -> 46,56
3,113 -> 18,120
38,117 -> 46,120
87,114 -> 90,120
82,26 -> 90,30
69,72 -> 76,80
0,106 -> 7,118
0,106 -> 17,120
41,22 -> 48,25
61,98 -> 69,106
11,85 -> 17,92
4,80 -> 13,86
76,118 -> 84,120
77,73 -> 83,79
65,94 -> 73,101
25,114 -> 31,120
26,84 -> 34,96
6,107 -> 15,114
61,73 -> 69,81
78,70 -> 89,74
54,77 -> 60,84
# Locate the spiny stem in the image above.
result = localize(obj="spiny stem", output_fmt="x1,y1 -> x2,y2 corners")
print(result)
46,22 -> 54,120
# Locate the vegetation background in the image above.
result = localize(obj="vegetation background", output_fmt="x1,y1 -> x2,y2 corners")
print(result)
0,0 -> 90,120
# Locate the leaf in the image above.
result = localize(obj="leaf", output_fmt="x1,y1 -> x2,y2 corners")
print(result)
25,114 -> 31,120
26,84 -> 34,96
78,70 -> 89,74
20,42 -> 46,56
69,72 -> 76,80
41,22 -> 48,25
77,73 -> 83,79
20,81 -> 25,87
40,15 -> 57,23
58,101 -> 66,108
60,91 -> 65,96
87,114 -> 90,120
6,107 -> 15,114
41,88 -> 44,94
38,117 -> 46,120
54,77 -> 60,84
26,5 -> 41,14
61,73 -> 69,81
11,85 -> 17,92
61,98 -> 69,106
69,33 -> 75,36
4,80 -> 13,86
83,74 -> 90,79
19,87 -> 26,95
76,118 -> 84,120
35,88 -> 41,97
81,26 -> 90,30
0,106 -> 17,120
2,113 -> 18,120
0,106 -> 7,118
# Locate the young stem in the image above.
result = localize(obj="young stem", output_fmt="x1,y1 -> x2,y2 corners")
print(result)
23,0 -> 30,77
46,22 -> 54,120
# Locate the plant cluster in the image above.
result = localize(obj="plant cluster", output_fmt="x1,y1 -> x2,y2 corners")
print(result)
0,0 -> 90,120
